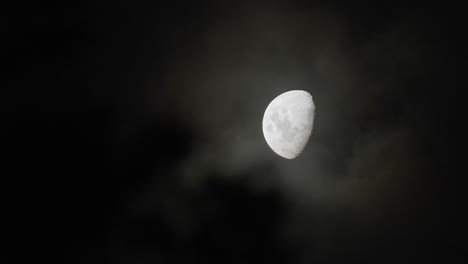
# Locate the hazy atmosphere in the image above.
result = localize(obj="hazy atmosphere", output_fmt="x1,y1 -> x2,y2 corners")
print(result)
6,1 -> 463,263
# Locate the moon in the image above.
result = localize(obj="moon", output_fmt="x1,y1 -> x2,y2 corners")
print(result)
262,90 -> 315,159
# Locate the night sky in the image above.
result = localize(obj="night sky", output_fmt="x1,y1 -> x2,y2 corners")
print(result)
6,1 -> 464,263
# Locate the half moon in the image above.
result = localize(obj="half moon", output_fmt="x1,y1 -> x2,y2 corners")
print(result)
262,90 -> 315,159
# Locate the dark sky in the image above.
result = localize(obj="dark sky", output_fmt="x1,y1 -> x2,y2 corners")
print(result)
5,1 -> 464,263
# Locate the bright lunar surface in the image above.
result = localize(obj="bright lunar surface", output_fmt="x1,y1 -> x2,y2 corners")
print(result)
262,90 -> 315,159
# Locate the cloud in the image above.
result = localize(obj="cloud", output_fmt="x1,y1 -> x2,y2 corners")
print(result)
117,1 -> 443,262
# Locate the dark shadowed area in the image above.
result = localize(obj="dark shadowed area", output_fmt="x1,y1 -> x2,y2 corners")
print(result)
5,1 -> 464,263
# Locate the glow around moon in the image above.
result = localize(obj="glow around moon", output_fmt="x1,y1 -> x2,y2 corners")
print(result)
262,90 -> 315,159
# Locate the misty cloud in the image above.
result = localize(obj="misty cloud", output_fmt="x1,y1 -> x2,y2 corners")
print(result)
137,2 -> 430,210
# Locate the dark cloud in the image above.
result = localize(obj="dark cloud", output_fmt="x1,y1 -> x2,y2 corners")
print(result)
7,1 -> 463,263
